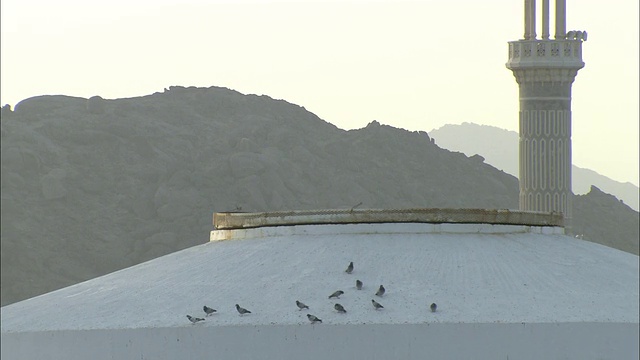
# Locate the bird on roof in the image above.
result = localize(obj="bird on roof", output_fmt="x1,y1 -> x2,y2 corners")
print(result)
296,300 -> 309,310
345,262 -> 354,274
203,306 -> 217,316
235,304 -> 252,315
372,299 -> 384,310
375,285 -> 385,297
334,303 -> 347,313
356,279 -> 363,290
430,303 -> 437,312
307,314 -> 322,323
329,290 -> 344,299
187,315 -> 205,324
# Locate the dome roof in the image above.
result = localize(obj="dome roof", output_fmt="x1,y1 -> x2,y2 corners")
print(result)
2,209 -> 636,330
2,209 -> 638,359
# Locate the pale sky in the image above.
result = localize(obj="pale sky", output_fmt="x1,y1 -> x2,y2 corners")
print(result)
1,0 -> 638,186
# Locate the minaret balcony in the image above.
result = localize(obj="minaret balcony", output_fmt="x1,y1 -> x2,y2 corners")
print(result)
506,40 -> 584,70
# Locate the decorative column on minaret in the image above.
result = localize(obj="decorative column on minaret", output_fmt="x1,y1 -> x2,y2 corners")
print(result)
506,0 -> 586,232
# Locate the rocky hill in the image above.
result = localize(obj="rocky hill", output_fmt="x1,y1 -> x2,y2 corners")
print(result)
573,186 -> 640,255
1,86 -> 637,306
429,122 -> 639,211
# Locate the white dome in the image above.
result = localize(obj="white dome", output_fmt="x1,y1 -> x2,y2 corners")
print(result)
2,209 -> 638,359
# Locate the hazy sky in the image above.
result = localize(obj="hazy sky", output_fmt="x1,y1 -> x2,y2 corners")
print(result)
2,0 -> 638,186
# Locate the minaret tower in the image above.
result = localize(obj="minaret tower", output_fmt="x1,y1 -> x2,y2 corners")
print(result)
506,0 -> 586,232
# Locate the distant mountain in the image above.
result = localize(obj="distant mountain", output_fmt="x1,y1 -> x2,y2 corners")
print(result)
1,86 -> 637,307
429,122 -> 639,211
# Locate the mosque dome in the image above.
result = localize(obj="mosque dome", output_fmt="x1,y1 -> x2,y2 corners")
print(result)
1,209 -> 638,359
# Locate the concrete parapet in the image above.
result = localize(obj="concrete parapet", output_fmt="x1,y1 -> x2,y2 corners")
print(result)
213,208 -> 564,230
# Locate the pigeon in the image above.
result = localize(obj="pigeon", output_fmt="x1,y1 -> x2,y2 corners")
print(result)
328,290 -> 344,299
430,303 -> 437,312
187,315 -> 205,324
235,304 -> 251,315
296,300 -> 309,310
371,299 -> 384,310
307,314 -> 322,323
203,305 -> 217,316
356,279 -> 363,290
345,262 -> 354,274
375,285 -> 386,297
334,303 -> 347,313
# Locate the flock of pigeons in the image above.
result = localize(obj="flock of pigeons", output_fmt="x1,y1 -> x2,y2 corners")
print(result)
186,261 -> 437,325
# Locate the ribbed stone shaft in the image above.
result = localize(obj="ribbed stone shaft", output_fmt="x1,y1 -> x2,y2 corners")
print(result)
506,35 -> 584,232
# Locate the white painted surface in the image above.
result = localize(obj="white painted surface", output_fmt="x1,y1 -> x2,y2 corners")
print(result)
211,222 -> 564,242
2,323 -> 638,360
2,222 -> 638,359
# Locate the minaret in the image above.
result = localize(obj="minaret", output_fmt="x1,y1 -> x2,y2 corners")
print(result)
506,0 -> 586,232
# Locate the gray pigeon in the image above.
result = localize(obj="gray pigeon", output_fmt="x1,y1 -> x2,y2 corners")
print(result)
296,300 -> 309,310
307,314 -> 322,323
203,306 -> 217,316
375,285 -> 386,297
356,280 -> 363,290
235,304 -> 251,315
328,290 -> 344,299
187,315 -> 205,324
345,262 -> 354,274
430,303 -> 437,312
334,303 -> 347,313
371,299 -> 384,310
